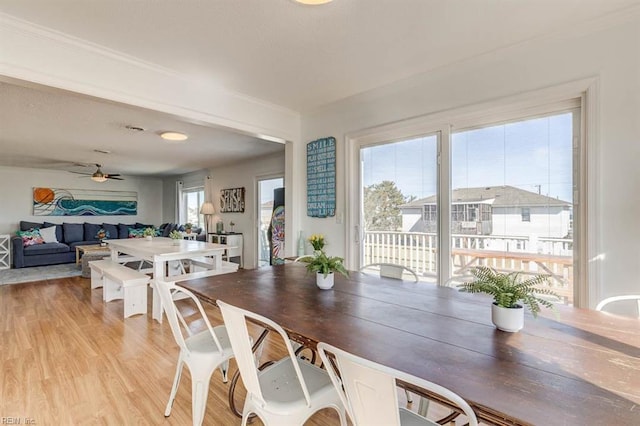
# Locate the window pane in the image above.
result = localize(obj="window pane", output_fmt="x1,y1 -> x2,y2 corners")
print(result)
452,112 -> 574,304
361,135 -> 438,283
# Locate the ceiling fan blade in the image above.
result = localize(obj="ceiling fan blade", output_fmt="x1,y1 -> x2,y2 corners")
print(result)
107,176 -> 124,180
105,173 -> 121,177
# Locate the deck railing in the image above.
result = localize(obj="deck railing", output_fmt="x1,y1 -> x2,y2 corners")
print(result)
363,231 -> 574,302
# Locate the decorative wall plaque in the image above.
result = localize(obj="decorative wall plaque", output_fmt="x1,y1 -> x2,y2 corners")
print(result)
220,187 -> 245,213
307,136 -> 336,217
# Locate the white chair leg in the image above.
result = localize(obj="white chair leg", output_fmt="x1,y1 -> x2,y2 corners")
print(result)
219,360 -> 229,383
417,396 -> 430,417
190,363 -> 216,426
165,357 -> 184,417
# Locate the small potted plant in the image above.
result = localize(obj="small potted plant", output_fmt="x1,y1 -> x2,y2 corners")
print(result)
299,235 -> 348,290
169,229 -> 182,245
143,227 -> 156,241
95,228 -> 110,246
184,223 -> 193,234
458,266 -> 559,332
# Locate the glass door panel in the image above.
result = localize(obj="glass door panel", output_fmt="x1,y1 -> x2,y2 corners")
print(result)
360,134 -> 439,283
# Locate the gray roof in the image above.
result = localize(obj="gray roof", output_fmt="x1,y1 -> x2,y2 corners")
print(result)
401,186 -> 571,208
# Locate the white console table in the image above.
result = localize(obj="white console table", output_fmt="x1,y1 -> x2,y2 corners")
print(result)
0,234 -> 10,270
208,233 -> 243,268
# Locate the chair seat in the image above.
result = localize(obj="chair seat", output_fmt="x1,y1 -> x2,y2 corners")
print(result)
258,357 -> 334,408
399,407 -> 438,426
185,325 -> 233,356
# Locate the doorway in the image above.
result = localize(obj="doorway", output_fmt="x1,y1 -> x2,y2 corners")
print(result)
257,176 -> 284,267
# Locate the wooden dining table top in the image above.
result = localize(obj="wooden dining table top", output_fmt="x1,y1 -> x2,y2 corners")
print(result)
177,263 -> 640,426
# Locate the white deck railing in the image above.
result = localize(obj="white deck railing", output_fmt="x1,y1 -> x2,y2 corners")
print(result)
363,231 -> 574,302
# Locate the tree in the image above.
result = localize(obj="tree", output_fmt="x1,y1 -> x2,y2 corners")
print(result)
363,181 -> 410,231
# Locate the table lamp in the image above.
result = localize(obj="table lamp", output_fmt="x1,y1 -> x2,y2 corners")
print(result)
200,202 -> 215,235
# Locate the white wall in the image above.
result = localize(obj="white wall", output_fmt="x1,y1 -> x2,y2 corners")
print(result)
296,16 -> 640,303
162,153 -> 285,269
0,166 -> 163,234
492,207 -> 569,238
211,153 -> 285,270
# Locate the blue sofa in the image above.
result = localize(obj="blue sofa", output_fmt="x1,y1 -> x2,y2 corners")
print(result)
11,221 -> 165,268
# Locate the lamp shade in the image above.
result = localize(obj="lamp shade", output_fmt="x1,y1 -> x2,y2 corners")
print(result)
200,202 -> 215,215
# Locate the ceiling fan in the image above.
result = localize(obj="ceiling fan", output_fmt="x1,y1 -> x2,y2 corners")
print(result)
70,164 -> 123,182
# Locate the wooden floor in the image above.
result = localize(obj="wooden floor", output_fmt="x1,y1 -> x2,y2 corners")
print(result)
0,275 -> 462,425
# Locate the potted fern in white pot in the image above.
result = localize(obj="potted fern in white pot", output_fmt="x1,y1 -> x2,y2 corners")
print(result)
458,266 -> 559,332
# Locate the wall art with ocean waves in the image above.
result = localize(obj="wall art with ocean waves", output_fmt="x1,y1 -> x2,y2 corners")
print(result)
33,187 -> 137,216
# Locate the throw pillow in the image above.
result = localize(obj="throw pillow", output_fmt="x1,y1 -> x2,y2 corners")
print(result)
128,228 -> 144,238
39,226 -> 59,244
63,223 -> 84,243
17,229 -> 44,247
102,223 -> 118,240
84,223 -> 102,242
43,222 -> 64,242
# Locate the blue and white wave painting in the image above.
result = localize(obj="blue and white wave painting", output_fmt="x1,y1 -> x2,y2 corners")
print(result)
33,188 -> 137,216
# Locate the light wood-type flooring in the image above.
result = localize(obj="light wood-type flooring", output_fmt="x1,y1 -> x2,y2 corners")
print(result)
1,275 -> 462,425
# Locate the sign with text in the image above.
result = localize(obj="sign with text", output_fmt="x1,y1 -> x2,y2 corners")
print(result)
307,137 -> 336,217
220,187 -> 245,213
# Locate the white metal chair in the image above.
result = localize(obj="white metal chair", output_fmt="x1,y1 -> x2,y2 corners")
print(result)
360,263 -> 419,283
595,295 -> 640,318
217,300 -> 347,426
317,342 -> 478,426
155,280 -> 234,426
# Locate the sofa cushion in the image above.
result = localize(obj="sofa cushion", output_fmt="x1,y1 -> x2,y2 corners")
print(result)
102,223 -> 118,240
63,223 -> 84,243
16,229 -> 44,247
23,242 -> 70,256
118,224 -> 134,239
20,221 -> 43,231
43,222 -> 64,242
84,223 -> 102,242
162,224 -> 173,237
39,226 -> 59,244
136,222 -> 153,229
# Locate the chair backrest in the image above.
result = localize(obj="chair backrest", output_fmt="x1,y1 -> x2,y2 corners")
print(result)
360,263 -> 419,283
318,342 -> 478,426
154,280 -> 224,353
595,295 -> 640,318
217,300 -> 313,407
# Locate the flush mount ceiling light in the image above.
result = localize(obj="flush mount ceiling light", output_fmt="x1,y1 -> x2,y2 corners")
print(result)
294,0 -> 333,4
160,131 -> 188,141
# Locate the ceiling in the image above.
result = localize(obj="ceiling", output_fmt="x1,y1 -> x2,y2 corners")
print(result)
1,0 -> 638,177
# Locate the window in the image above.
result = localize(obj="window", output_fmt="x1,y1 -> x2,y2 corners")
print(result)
181,187 -> 205,228
351,95 -> 582,305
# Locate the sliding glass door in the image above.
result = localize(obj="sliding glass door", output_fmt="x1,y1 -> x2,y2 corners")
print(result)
355,104 -> 580,304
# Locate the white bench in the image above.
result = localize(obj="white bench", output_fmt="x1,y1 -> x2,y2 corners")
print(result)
102,264 -> 150,318
89,259 -> 118,290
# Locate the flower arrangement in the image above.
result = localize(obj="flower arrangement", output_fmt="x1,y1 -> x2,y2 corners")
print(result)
300,234 -> 348,279
169,230 -> 182,240
95,229 -> 110,241
308,234 -> 325,251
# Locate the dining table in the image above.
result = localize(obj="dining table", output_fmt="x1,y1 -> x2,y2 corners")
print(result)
176,263 -> 640,426
106,237 -> 235,322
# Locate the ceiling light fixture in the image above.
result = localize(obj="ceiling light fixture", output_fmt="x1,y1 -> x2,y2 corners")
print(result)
160,131 -> 189,141
294,0 -> 333,4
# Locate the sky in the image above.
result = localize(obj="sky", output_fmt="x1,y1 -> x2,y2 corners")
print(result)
362,112 -> 573,203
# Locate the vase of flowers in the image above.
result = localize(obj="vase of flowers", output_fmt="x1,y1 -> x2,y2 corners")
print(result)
300,235 -> 348,290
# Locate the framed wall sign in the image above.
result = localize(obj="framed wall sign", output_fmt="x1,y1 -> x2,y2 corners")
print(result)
307,136 -> 336,217
220,187 -> 245,213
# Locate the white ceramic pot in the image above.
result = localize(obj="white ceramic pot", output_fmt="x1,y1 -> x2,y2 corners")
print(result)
316,272 -> 334,290
145,236 -> 153,241
491,303 -> 524,332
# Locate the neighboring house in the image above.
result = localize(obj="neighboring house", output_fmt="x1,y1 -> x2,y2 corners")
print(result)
400,186 -> 572,239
